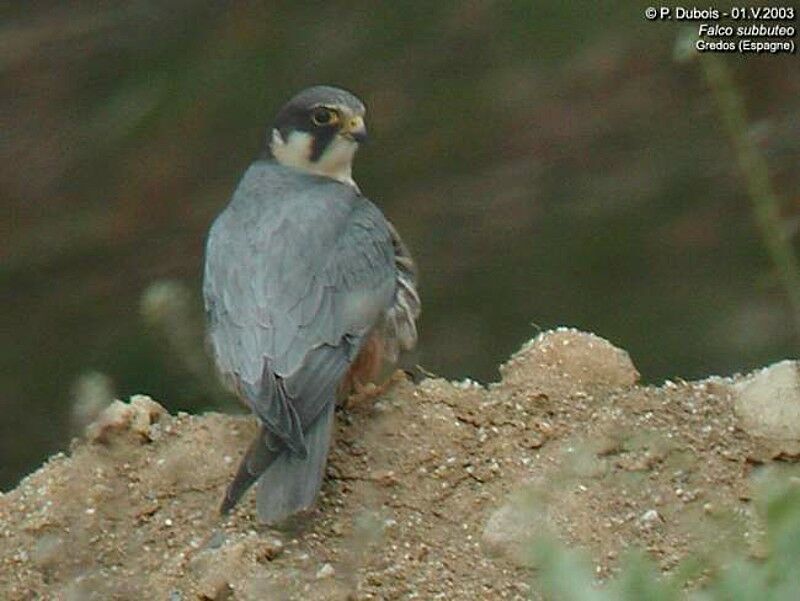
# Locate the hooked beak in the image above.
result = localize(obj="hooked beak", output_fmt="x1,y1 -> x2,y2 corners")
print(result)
341,115 -> 368,144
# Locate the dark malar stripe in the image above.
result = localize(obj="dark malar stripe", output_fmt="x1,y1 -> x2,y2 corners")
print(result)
310,126 -> 338,162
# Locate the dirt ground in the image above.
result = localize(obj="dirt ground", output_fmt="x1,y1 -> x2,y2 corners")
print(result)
1,329 -> 797,600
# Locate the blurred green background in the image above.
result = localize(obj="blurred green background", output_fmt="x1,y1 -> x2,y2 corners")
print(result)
2,2 -> 798,489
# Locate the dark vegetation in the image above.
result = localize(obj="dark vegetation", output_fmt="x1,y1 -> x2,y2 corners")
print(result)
2,3 -> 798,494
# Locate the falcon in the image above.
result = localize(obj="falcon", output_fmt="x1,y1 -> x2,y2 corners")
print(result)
203,86 -> 420,523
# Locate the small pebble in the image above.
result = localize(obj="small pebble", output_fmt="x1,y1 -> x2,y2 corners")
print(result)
640,509 -> 660,523
316,563 -> 335,579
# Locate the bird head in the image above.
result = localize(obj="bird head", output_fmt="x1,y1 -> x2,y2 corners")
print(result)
268,86 -> 368,188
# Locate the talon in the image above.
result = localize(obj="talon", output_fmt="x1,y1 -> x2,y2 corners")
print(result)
344,373 -> 402,410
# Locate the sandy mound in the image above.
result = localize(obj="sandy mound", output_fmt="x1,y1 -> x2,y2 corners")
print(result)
1,329 -> 797,599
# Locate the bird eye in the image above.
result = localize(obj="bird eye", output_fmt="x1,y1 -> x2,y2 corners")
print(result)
311,107 -> 336,126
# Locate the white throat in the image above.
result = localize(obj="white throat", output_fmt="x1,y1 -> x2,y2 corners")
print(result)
270,128 -> 358,188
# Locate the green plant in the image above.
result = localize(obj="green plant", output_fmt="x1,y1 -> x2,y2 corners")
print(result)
528,481 -> 800,600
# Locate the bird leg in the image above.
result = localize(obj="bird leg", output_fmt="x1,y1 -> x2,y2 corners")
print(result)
344,369 -> 407,410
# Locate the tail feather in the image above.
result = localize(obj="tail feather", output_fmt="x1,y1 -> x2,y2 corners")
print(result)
221,343 -> 353,520
220,425 -> 278,515
256,400 -> 335,523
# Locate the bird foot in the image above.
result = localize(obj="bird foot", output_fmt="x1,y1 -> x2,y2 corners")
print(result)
344,369 -> 406,410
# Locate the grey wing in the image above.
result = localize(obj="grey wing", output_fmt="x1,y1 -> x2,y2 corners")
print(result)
282,201 -> 399,406
204,167 -> 396,455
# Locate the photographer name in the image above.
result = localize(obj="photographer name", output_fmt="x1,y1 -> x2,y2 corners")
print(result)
647,6 -> 796,21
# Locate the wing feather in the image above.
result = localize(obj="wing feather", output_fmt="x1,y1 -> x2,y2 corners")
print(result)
204,161 -> 397,454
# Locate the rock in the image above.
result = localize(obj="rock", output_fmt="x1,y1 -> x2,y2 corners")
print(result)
84,400 -> 129,443
189,534 -> 251,596
734,360 -> 800,458
639,509 -> 661,524
198,581 -> 233,601
85,395 -> 168,444
499,328 -> 639,396
316,563 -> 335,579
481,495 -> 549,567
128,395 -> 169,438
206,531 -> 226,549
257,537 -> 284,561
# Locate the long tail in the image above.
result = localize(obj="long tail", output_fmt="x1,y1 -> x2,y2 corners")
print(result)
219,401 -> 335,522
256,401 -> 335,523
220,425 -> 279,515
